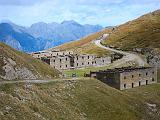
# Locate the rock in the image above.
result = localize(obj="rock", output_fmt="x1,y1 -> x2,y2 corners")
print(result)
0,57 -> 37,80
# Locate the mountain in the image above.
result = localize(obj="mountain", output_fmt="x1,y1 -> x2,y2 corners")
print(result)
53,10 -> 160,56
102,9 -> 160,50
50,28 -> 113,56
0,20 -> 102,52
0,42 -> 60,80
0,23 -> 40,52
27,20 -> 103,43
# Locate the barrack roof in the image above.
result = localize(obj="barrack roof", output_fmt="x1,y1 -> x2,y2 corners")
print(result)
98,67 -> 153,73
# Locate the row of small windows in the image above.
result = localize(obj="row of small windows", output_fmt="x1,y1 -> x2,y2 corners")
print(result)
76,61 -> 96,66
53,58 -> 105,63
59,65 -> 68,68
124,72 -> 155,79
124,79 -> 155,89
77,56 -> 91,60
52,58 -> 68,62
53,60 -> 97,65
124,78 -> 154,88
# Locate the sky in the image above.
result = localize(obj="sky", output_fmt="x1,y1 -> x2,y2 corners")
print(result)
0,0 -> 160,27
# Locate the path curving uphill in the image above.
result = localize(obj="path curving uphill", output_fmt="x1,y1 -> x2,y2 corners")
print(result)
94,34 -> 146,67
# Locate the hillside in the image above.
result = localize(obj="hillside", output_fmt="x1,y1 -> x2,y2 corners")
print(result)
53,10 -> 160,56
51,28 -> 113,56
102,9 -> 160,50
0,78 -> 160,120
0,42 -> 60,80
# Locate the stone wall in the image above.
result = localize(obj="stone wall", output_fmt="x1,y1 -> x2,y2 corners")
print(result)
95,57 -> 111,66
31,50 -> 111,70
50,56 -> 71,70
49,54 -> 111,70
31,50 -> 73,59
96,72 -> 120,89
74,55 -> 95,68
91,67 -> 157,90
120,67 -> 157,90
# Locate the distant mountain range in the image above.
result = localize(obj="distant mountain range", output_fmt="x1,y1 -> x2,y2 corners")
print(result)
0,20 -> 103,52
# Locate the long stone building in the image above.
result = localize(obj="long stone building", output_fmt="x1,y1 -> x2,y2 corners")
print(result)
90,67 -> 157,90
31,50 -> 73,59
31,50 -> 111,70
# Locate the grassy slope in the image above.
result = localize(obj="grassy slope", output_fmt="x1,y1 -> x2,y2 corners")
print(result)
0,79 -> 160,120
61,10 -> 160,77
0,42 -> 60,79
102,9 -> 160,50
158,69 -> 160,82
51,28 -> 113,56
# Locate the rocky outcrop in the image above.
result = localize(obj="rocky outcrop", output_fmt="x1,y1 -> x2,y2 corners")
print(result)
0,57 -> 37,80
136,48 -> 160,68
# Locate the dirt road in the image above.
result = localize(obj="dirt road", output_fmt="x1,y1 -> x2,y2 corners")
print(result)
94,34 -> 146,67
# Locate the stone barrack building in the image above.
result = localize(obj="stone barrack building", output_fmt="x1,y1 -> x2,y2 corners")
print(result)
31,50 -> 111,70
90,67 -> 157,90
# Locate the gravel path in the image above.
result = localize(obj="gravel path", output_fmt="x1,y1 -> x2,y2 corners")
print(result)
0,78 -> 81,85
94,34 -> 146,67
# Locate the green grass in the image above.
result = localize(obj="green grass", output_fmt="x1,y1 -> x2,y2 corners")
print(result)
64,59 -> 142,77
0,79 -> 160,120
64,65 -> 112,77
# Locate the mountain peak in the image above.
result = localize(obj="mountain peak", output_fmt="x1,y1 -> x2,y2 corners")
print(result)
0,19 -> 13,24
61,20 -> 79,24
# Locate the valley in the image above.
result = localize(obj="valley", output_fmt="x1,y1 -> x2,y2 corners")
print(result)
0,6 -> 160,120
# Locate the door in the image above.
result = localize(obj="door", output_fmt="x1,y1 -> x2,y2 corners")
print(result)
146,80 -> 148,85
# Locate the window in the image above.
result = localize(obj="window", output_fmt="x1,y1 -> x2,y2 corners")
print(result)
146,72 -> 148,76
57,53 -> 58,55
146,80 -> 148,85
152,71 -> 154,74
66,58 -> 67,61
60,65 -> 61,68
103,60 -> 104,63
82,63 -> 84,65
132,83 -> 134,88
77,57 -> 78,60
88,62 -> 89,65
132,75 -> 134,78
77,63 -> 78,66
82,56 -> 84,59
124,84 -> 126,88
92,62 -> 94,64
139,81 -> 141,86
53,60 -> 55,62
152,78 -> 154,81
88,56 -> 89,59
69,52 -> 70,54
60,59 -> 62,62
66,65 -> 67,68
124,76 -> 126,79
139,74 -> 141,77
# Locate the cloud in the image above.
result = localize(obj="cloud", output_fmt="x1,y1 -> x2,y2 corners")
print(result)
0,0 -> 159,26
0,0 -> 50,6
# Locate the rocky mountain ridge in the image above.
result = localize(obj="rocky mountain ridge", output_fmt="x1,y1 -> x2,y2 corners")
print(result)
0,20 -> 103,52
